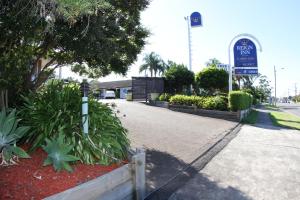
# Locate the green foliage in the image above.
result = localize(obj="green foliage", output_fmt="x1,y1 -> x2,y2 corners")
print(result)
228,91 -> 253,111
164,63 -> 194,94
240,75 -> 271,105
0,0 -> 150,107
43,131 -> 79,172
293,95 -> 300,102
20,80 -> 129,165
159,93 -> 172,102
169,95 -> 228,111
0,109 -> 30,165
195,67 -> 229,94
203,96 -> 228,111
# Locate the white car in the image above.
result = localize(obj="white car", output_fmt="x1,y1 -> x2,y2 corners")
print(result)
104,90 -> 116,99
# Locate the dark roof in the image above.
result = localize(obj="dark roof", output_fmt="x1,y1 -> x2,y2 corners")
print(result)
98,80 -> 132,89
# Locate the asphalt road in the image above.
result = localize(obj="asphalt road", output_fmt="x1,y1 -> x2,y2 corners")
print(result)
100,99 -> 238,192
277,103 -> 300,117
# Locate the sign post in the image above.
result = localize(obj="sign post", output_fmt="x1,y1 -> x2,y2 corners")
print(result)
184,12 -> 202,71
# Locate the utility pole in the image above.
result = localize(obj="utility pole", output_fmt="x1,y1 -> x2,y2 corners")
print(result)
274,66 -> 277,106
295,83 -> 298,97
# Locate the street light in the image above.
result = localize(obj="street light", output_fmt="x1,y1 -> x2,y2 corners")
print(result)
274,66 -> 285,106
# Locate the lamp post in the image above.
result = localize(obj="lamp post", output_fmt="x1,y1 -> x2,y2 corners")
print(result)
80,79 -> 89,135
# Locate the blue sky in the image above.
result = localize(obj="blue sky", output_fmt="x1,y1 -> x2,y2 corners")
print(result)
59,0 -> 300,97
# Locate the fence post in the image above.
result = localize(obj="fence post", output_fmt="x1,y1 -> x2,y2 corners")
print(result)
132,148 -> 146,200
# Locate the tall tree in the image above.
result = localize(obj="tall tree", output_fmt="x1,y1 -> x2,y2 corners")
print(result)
256,75 -> 272,102
139,52 -> 165,77
241,74 -> 261,89
0,0 -> 150,107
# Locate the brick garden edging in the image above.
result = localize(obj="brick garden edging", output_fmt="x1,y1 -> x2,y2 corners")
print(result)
44,149 -> 146,200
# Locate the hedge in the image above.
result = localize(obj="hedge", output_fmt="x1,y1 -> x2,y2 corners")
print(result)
169,95 -> 228,111
228,91 -> 253,111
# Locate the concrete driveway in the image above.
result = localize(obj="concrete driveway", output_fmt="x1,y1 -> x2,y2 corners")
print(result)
101,100 -> 238,192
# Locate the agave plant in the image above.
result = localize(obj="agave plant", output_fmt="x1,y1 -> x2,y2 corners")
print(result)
42,130 -> 79,172
0,109 -> 30,165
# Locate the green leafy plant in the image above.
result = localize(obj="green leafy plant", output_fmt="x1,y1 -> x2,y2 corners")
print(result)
195,67 -> 229,94
20,80 -> 129,165
43,131 -> 79,172
0,109 -> 30,165
229,91 -> 253,111
164,63 -> 195,94
169,95 -> 228,111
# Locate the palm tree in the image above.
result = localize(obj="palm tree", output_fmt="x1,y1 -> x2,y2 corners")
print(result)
205,58 -> 221,68
139,52 -> 165,77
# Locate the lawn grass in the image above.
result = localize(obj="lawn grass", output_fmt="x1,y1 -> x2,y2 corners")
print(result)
269,111 -> 300,130
242,110 -> 258,124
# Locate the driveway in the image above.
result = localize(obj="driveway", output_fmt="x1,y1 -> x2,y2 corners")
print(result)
102,100 -> 238,192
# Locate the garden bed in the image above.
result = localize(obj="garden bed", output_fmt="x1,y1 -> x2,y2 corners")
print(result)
168,104 -> 240,121
0,146 -> 121,200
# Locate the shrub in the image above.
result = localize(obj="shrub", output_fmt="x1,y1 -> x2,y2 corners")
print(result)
229,91 -> 253,111
169,95 -> 228,111
20,80 -> 129,165
164,64 -> 194,94
195,67 -> 229,94
159,93 -> 172,102
43,131 -> 79,172
203,96 -> 228,111
170,95 -> 203,106
0,109 -> 30,165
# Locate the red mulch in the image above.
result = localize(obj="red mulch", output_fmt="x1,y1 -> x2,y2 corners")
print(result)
0,146 -> 121,200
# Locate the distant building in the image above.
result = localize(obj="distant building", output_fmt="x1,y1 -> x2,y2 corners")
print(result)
98,80 -> 132,99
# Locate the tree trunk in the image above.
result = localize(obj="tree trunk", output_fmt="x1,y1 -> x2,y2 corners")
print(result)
0,89 -> 8,110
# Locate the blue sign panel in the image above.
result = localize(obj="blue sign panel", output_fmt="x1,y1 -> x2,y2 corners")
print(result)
234,38 -> 257,68
235,68 -> 258,75
190,12 -> 202,27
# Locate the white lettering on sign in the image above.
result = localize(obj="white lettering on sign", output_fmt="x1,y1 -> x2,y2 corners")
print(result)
237,45 -> 254,55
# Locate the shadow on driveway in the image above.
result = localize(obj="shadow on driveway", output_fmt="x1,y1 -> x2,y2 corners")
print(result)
145,149 -> 251,200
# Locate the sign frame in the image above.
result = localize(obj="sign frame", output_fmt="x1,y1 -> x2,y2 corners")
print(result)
190,12 -> 202,27
233,38 -> 258,76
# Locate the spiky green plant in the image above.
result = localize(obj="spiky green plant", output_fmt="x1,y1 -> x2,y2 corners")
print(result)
20,80 -> 129,165
43,130 -> 79,172
0,109 -> 30,165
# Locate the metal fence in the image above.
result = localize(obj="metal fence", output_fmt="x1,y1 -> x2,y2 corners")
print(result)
132,77 -> 164,101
